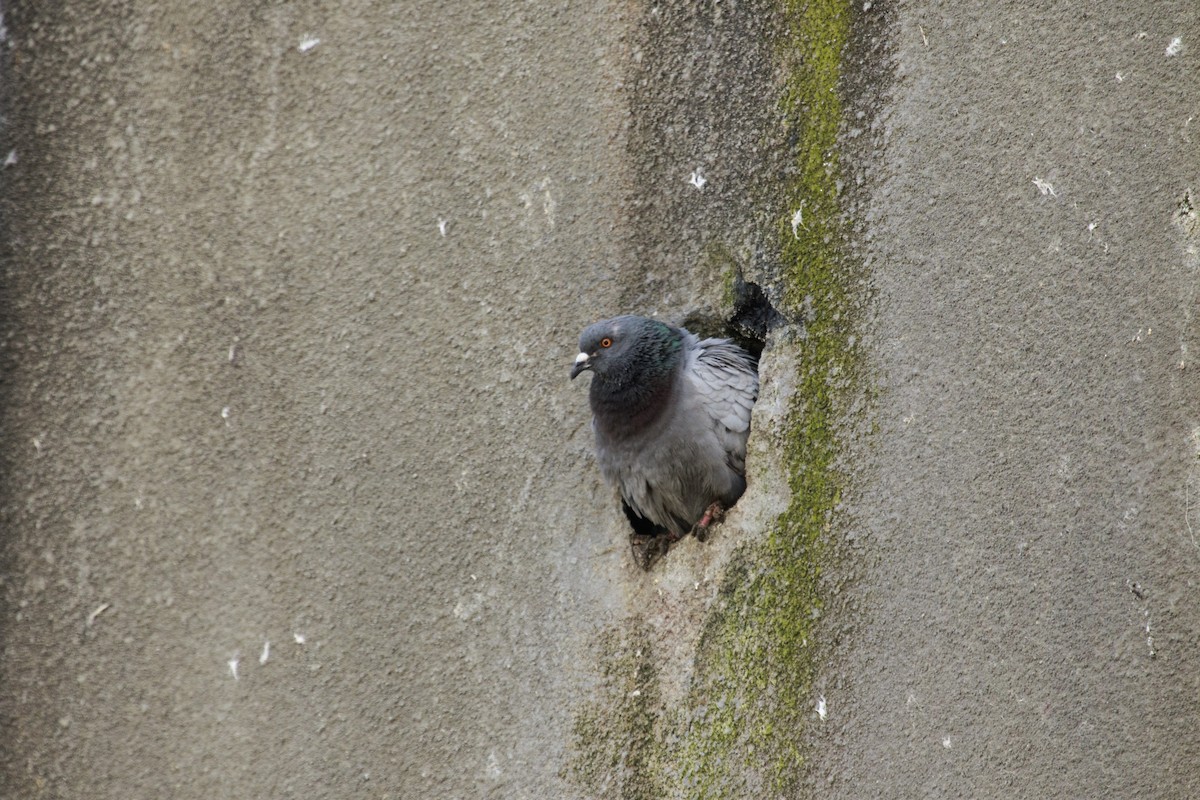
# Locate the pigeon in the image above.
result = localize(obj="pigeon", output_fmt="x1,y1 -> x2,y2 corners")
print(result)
570,315 -> 759,547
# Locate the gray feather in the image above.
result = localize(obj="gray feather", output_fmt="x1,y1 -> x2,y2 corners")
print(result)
572,316 -> 759,539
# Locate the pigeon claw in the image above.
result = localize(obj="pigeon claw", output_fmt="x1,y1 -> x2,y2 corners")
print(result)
629,533 -> 670,571
693,502 -> 727,541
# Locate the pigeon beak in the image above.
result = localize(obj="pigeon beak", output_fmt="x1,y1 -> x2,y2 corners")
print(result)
570,351 -> 591,379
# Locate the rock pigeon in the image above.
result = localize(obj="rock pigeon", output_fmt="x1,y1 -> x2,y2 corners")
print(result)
570,315 -> 759,548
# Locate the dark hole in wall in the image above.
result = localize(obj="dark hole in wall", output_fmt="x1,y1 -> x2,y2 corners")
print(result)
623,501 -> 663,538
727,279 -> 786,356
681,278 -> 784,360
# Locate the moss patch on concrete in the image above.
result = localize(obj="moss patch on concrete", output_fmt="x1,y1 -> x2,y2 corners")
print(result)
669,0 -> 860,794
565,621 -> 666,799
567,0 -> 859,795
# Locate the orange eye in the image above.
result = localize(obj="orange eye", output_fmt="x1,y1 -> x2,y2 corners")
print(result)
600,337 -> 613,348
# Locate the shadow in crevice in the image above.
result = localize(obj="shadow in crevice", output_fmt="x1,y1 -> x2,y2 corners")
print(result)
682,277 -> 785,360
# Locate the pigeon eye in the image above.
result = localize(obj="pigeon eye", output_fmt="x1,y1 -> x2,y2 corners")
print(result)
600,338 -> 613,348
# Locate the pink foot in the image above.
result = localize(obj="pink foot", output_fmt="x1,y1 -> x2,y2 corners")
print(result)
695,502 -> 726,533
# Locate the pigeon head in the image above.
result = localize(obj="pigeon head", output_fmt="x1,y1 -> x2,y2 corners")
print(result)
570,316 -> 682,385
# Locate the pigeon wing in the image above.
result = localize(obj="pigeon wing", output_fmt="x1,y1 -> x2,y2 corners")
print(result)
688,339 -> 758,433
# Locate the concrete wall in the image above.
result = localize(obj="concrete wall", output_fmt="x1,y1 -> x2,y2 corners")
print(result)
1,1 -> 1197,798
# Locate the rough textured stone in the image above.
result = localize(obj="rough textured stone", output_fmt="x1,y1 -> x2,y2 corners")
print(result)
1,1 -> 1197,798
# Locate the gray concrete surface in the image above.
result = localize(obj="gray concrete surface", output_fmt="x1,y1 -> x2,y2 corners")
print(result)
818,2 -> 1200,796
1,1 -> 1198,799
0,2 -> 634,797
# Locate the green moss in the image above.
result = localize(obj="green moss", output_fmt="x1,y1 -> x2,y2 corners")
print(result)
669,0 -> 859,795
567,0 -> 860,795
566,621 -> 666,800
697,240 -> 740,316
720,259 -> 739,315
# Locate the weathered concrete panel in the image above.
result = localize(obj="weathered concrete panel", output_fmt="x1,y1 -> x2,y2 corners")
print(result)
0,2 -> 633,796
2,0 -> 1197,798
